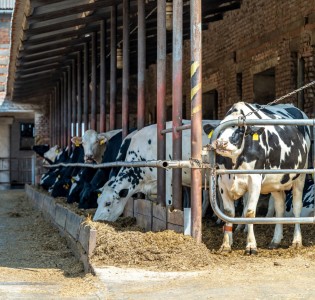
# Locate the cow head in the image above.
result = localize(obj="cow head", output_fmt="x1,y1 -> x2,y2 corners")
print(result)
93,183 -> 130,222
203,104 -> 265,160
43,145 -> 62,163
71,130 -> 108,164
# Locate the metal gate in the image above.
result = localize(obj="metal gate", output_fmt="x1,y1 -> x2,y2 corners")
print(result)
0,157 -> 34,187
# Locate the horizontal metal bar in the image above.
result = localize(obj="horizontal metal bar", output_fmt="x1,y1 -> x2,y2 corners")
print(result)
161,124 -> 192,134
216,168 -> 315,174
209,173 -> 315,225
43,160 -> 197,169
211,118 -> 315,142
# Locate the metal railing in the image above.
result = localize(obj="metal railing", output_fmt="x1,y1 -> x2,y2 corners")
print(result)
0,157 -> 34,185
208,118 -> 315,225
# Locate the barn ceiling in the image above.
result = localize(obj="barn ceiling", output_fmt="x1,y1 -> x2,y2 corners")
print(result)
7,0 -> 241,103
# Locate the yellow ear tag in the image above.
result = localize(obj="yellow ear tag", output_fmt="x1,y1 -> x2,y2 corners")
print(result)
99,139 -> 105,145
55,149 -> 59,154
252,133 -> 259,141
97,193 -> 101,198
71,177 -> 75,183
75,141 -> 80,147
208,130 -> 213,138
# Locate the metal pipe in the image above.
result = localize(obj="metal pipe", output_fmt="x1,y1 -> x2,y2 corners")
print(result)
67,67 -> 72,151
77,51 -> 82,136
122,0 -> 130,139
49,93 -> 53,146
156,0 -> 166,207
137,0 -> 145,130
209,170 -> 315,225
72,60 -> 77,137
91,31 -> 97,130
100,20 -> 107,133
172,0 -> 183,210
83,42 -> 89,132
43,159 -> 196,169
216,168 -> 315,175
56,81 -> 61,146
190,0 -> 203,242
110,5 -> 117,131
63,72 -> 68,148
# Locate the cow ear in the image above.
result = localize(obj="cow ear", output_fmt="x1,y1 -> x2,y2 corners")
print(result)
98,136 -> 107,146
203,124 -> 216,137
71,136 -> 82,147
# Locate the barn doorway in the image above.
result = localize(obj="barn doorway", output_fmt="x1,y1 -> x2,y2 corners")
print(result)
253,67 -> 275,104
202,89 -> 218,120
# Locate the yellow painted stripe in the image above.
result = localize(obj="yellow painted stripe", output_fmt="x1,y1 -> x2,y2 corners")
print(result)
191,82 -> 201,100
191,104 -> 201,115
191,61 -> 200,77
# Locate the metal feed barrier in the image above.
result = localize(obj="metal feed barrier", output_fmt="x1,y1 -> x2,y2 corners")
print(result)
208,117 -> 315,225
44,118 -> 315,226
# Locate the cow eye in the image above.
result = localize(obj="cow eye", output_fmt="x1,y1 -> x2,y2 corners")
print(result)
105,202 -> 111,207
231,126 -> 235,128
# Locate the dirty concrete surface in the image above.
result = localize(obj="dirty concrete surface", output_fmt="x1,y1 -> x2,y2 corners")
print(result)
2,189 -> 315,299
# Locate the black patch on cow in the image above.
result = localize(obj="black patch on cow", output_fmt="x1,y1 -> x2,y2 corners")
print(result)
119,189 -> 129,198
280,174 -> 290,184
229,127 -> 245,147
148,139 -> 151,145
220,188 -> 224,194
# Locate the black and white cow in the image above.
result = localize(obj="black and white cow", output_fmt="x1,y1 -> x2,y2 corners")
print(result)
33,144 -> 50,160
40,146 -> 69,190
66,129 -> 122,203
79,130 -> 136,209
71,129 -> 121,164
50,144 -> 85,197
203,102 -> 310,254
93,120 -> 211,221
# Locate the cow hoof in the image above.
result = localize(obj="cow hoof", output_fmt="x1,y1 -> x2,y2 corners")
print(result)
244,247 -> 258,255
268,242 -> 280,249
218,245 -> 232,254
291,242 -> 302,249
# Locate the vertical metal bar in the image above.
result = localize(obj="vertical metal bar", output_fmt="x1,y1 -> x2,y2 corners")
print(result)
91,31 -> 97,130
67,67 -> 72,151
72,59 -> 77,137
110,5 -> 117,130
172,0 -> 183,210
137,0 -> 145,130
63,72 -> 68,148
190,0 -> 203,242
77,51 -> 82,136
60,76 -> 65,147
100,20 -> 107,133
49,93 -> 53,146
83,42 -> 89,132
157,0 -> 166,206
56,81 -> 61,146
122,0 -> 130,139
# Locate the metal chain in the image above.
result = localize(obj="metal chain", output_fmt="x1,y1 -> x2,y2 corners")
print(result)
245,79 -> 315,117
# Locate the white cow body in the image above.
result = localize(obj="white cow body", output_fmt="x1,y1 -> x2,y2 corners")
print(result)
93,120 -> 211,221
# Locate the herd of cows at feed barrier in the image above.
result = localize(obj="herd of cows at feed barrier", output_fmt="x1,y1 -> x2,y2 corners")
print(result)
33,101 -> 315,255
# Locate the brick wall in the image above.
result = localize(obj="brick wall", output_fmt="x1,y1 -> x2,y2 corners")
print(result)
144,0 -> 315,119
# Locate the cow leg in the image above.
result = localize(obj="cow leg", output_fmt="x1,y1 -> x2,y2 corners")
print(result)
269,191 -> 285,249
291,173 -> 305,248
244,175 -> 262,255
265,194 -> 275,217
219,195 -> 235,253
235,194 -> 248,234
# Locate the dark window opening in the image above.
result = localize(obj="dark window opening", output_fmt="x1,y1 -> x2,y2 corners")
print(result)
253,67 -> 275,104
20,123 -> 34,150
202,89 -> 218,120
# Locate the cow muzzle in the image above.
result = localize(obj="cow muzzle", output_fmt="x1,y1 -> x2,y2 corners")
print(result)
214,140 -> 228,150
84,155 -> 95,163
